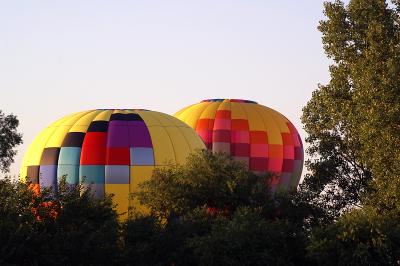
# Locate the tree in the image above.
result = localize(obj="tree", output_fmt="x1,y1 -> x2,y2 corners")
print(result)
130,151 -> 318,265
135,150 -> 275,221
0,178 -> 120,265
301,0 -> 400,217
307,174 -> 400,265
189,206 -> 311,266
0,110 -> 23,173
303,1 -> 400,263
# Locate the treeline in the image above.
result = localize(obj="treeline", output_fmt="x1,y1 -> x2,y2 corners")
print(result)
1,151 -> 309,265
1,150 -> 399,265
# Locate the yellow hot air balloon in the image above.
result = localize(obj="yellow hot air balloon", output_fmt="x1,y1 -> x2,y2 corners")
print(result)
175,99 -> 304,192
20,109 -> 205,218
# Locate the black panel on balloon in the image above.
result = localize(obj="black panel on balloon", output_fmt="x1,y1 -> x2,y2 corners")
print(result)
26,165 -> 39,184
110,113 -> 143,121
87,121 -> 109,132
40,147 -> 61,165
62,132 -> 85,147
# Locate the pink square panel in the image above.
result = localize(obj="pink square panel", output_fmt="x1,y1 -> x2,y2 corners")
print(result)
213,119 -> 231,130
231,131 -> 250,144
283,145 -> 295,159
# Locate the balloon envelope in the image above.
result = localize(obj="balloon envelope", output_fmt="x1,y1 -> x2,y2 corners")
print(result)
174,99 -> 304,191
20,109 -> 205,218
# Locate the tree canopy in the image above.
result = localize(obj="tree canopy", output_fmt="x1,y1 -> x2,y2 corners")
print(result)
0,110 -> 22,173
302,0 -> 400,216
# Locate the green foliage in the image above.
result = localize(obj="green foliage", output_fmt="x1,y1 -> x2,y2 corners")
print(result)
308,205 -> 400,266
0,178 -> 120,265
135,150 -> 275,220
0,177 -> 41,265
302,0 -> 400,216
302,0 -> 400,264
130,150 -> 317,265
0,110 -> 23,173
189,206 -> 310,266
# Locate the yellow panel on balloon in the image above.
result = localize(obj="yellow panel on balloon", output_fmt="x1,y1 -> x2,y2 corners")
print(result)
199,102 -> 220,119
129,165 -> 154,215
148,111 -> 174,127
217,100 -> 231,111
69,110 -> 102,132
20,167 -> 27,181
164,127 -> 191,165
231,102 -> 248,119
137,110 -> 160,127
146,126 -> 176,166
105,184 -> 129,220
267,107 -> 290,133
174,103 -> 196,118
26,127 -> 58,165
241,103 -> 265,131
255,105 -> 283,145
175,103 -> 208,128
178,127 -> 206,151
93,110 -> 113,121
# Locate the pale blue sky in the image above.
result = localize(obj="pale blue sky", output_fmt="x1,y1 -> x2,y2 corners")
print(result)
1,0 -> 331,176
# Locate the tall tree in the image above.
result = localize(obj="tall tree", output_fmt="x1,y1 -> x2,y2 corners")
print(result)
301,0 -> 400,216
0,110 -> 23,173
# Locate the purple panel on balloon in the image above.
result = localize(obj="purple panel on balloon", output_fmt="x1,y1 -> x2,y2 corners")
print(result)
107,122 -> 129,147
128,121 -> 146,127
129,125 -> 152,148
39,165 -> 58,190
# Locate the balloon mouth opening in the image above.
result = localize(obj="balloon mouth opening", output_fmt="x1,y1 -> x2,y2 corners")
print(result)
201,99 -> 258,104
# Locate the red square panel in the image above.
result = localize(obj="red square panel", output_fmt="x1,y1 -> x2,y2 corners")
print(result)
293,134 -> 302,147
250,144 -> 268,157
197,130 -> 213,145
282,133 -> 294,146
213,130 -> 231,143
295,147 -> 303,160
268,158 -> 283,173
250,157 -> 268,171
282,159 -> 294,172
231,143 -> 250,157
196,119 -> 214,131
231,119 -> 249,131
106,147 -> 130,165
286,122 -> 297,134
80,132 -> 107,165
215,110 -> 231,119
250,131 -> 267,144
82,132 -> 107,147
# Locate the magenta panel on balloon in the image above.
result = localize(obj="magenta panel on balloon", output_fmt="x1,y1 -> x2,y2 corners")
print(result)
129,125 -> 153,148
107,124 -> 130,147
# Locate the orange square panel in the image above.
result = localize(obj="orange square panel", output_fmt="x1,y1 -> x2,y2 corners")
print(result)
231,119 -> 249,131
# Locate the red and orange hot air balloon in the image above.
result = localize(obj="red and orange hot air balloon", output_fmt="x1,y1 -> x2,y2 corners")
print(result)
174,99 -> 304,192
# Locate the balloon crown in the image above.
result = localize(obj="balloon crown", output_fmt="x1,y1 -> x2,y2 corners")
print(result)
201,99 -> 258,104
